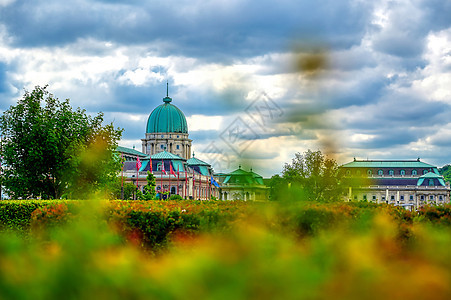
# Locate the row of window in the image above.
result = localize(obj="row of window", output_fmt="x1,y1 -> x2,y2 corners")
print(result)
358,194 -> 444,201
149,134 -> 182,139
346,169 -> 430,176
159,144 -> 180,150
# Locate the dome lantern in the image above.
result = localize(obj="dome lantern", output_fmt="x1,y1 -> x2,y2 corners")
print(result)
146,85 -> 188,134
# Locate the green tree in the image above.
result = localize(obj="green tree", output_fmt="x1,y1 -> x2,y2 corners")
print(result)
106,177 -> 137,200
0,86 -> 123,199
268,174 -> 285,201
282,150 -> 342,202
439,165 -> 451,183
139,171 -> 156,200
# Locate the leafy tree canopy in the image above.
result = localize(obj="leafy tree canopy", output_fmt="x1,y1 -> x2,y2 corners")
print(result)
281,149 -> 343,202
439,165 -> 451,183
0,86 -> 123,199
106,177 -> 137,200
139,171 -> 157,200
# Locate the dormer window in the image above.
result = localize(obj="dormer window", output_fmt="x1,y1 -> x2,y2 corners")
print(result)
378,169 -> 383,176
412,170 -> 417,175
389,170 -> 394,176
423,170 -> 428,175
367,169 -> 372,176
400,170 -> 405,176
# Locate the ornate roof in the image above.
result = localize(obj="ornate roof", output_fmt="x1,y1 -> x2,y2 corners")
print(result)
222,167 -> 265,185
150,151 -> 184,160
146,92 -> 188,134
187,156 -> 211,166
341,159 -> 436,169
417,172 -> 446,186
116,145 -> 148,158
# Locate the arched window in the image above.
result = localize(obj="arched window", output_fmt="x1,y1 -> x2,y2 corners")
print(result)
389,170 -> 394,176
400,170 -> 405,176
346,170 -> 351,176
423,170 -> 428,175
412,170 -> 417,175
378,169 -> 383,176
157,162 -> 163,171
367,169 -> 372,176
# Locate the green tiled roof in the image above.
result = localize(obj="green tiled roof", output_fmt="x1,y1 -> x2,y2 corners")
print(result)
419,172 -> 442,179
151,151 -> 184,160
417,172 -> 446,186
116,146 -> 148,157
187,156 -> 211,166
223,168 -> 265,185
139,160 -> 149,172
172,160 -> 185,172
341,160 -> 436,169
146,97 -> 188,134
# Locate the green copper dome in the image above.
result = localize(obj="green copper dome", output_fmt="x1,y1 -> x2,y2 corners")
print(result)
146,95 -> 188,134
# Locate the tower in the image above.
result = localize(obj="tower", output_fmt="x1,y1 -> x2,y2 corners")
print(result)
141,84 -> 192,159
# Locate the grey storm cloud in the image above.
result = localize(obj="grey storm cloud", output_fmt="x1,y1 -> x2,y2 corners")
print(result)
0,63 -> 8,94
1,0 -> 373,60
343,94 -> 450,131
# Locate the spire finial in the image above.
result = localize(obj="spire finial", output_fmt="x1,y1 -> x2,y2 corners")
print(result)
163,81 -> 172,103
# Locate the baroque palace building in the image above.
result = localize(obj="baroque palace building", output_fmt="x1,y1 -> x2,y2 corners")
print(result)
341,159 -> 450,209
116,86 -> 268,201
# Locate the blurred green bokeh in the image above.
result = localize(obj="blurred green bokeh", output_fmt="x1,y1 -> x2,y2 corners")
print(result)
0,200 -> 451,299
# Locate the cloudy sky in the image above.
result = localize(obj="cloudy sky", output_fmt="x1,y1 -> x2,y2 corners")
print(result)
1,0 -> 451,177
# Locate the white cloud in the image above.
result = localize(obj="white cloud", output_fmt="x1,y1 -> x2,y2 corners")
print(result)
0,0 -> 15,7
412,29 -> 451,102
186,114 -> 224,131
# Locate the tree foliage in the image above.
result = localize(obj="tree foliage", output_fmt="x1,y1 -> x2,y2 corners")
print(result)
281,150 -> 343,202
268,174 -> 285,201
0,86 -> 123,199
106,177 -> 137,200
139,171 -> 157,200
439,165 -> 451,184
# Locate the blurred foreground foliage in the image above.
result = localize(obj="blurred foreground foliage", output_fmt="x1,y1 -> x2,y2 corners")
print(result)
1,200 -> 451,299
